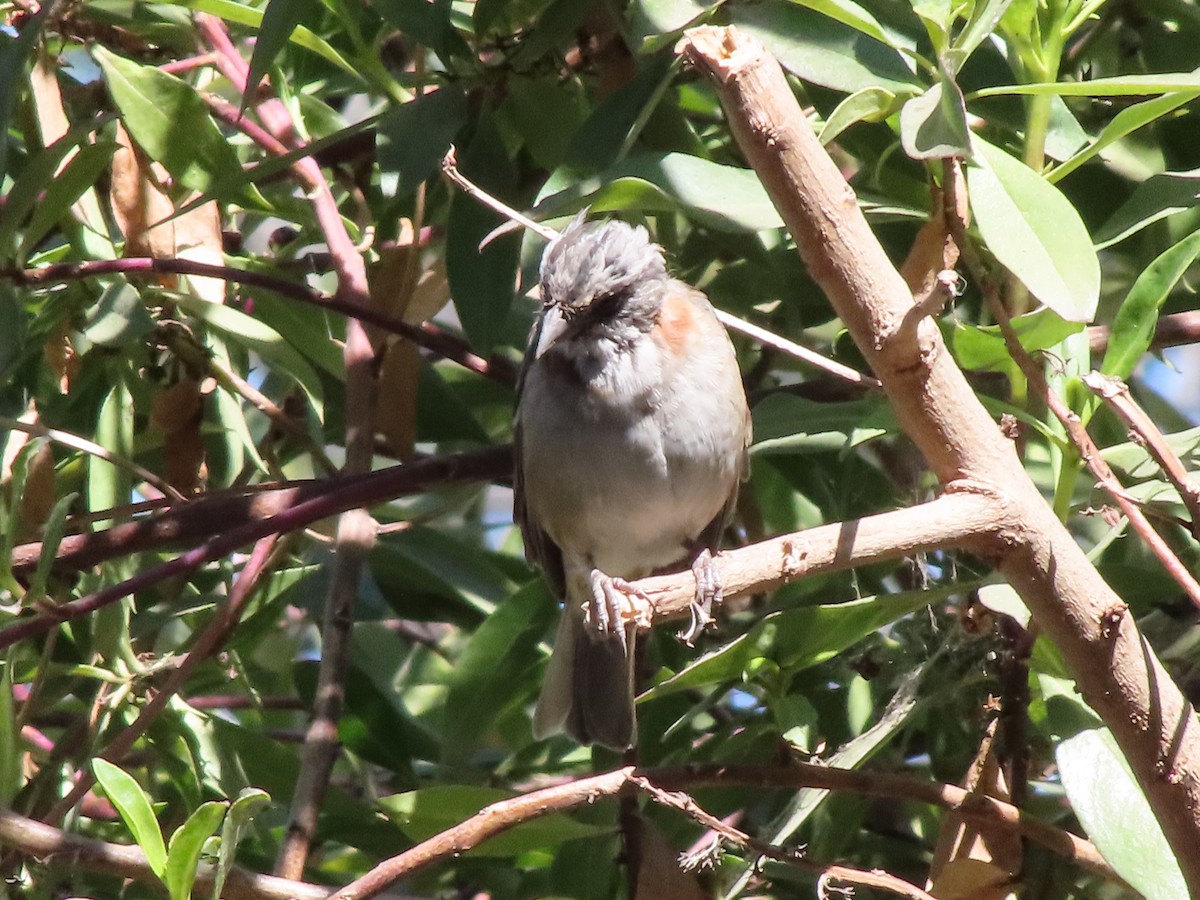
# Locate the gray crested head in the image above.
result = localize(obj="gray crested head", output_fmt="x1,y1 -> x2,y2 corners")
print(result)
539,213 -> 668,318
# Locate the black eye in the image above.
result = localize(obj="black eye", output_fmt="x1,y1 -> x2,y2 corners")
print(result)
590,290 -> 623,316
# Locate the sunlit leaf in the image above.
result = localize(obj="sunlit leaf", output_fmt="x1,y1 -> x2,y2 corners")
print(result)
164,801 -> 226,900
968,136 -> 1100,322
93,47 -> 264,208
1058,728 -> 1186,900
93,758 -> 168,878
1101,229 -> 1200,379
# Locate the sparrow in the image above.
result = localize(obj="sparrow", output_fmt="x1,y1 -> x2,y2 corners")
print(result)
514,213 -> 752,749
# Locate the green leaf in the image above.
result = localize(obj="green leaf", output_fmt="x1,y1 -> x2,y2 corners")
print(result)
80,281 -> 156,349
899,78 -> 971,160
534,152 -> 784,232
561,55 -> 676,170
93,46 -> 264,208
952,0 -> 1014,71
244,0 -> 321,110
17,141 -> 119,265
731,1 -> 918,94
647,586 -> 951,697
164,801 -> 226,900
211,788 -> 269,900
1049,91 -> 1200,184
26,491 -> 78,607
628,0 -> 714,50
947,307 -> 1083,371
446,110 -> 521,352
910,0 -> 958,54
0,281 -> 26,391
368,0 -> 471,60
1104,425 -> 1200,482
749,393 -> 894,455
379,785 -> 609,856
1101,229 -> 1200,380
0,5 -> 48,184
173,296 -> 325,419
378,87 -> 468,198
89,377 -> 134,527
442,580 -> 554,763
1057,728 -> 1186,900
793,0 -> 914,53
93,758 -> 168,878
1094,169 -> 1200,249
972,72 -> 1200,98
0,114 -> 115,261
819,86 -> 904,145
967,136 -> 1100,322
158,0 -> 359,78
172,115 -> 380,222
0,658 -> 19,807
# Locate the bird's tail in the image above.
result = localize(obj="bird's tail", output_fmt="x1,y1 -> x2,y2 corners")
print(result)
533,602 -> 636,749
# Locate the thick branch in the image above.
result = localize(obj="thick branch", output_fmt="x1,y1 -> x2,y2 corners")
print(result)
679,25 -> 1200,887
0,447 -> 510,648
10,446 -> 512,577
635,489 -> 997,623
329,763 -> 1118,899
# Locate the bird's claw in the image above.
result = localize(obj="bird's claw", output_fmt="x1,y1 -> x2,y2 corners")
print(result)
678,548 -> 721,646
586,570 -> 650,653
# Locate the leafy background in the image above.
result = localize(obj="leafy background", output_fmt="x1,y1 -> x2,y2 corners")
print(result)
2,0 -> 1200,897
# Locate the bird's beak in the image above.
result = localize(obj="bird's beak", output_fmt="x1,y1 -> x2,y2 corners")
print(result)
534,303 -> 571,355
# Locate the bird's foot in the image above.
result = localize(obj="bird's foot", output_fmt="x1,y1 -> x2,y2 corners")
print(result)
586,570 -> 650,653
678,549 -> 721,647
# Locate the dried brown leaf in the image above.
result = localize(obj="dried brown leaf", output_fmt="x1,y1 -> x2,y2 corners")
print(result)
151,378 -> 205,494
110,123 -> 177,267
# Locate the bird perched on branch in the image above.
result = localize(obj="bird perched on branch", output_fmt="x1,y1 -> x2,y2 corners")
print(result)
515,213 -> 751,749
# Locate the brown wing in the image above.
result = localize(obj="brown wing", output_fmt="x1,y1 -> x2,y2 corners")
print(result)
689,287 -> 753,555
513,314 -> 566,598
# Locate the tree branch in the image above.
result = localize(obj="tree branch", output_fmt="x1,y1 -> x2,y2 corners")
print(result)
0,256 -> 516,386
10,446 -> 512,577
0,447 -> 511,648
678,24 -> 1200,889
327,762 -> 1119,900
0,806 -> 332,900
633,489 -> 997,624
1084,370 -> 1200,539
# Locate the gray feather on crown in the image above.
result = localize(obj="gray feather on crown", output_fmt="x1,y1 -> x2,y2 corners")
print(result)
539,212 -> 667,310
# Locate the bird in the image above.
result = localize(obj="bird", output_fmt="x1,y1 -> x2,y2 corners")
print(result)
514,213 -> 752,749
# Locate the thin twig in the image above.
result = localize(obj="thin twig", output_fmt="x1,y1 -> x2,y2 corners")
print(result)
0,806 -> 331,900
1088,309 -> 1200,356
651,763 -> 1119,883
440,146 -> 881,389
0,448 -> 510,649
329,761 -> 1115,900
713,309 -> 882,388
0,416 -> 187,502
1083,370 -> 1200,539
1,257 -> 515,386
954,240 -> 1200,611
630,775 -> 937,900
44,535 -> 283,825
